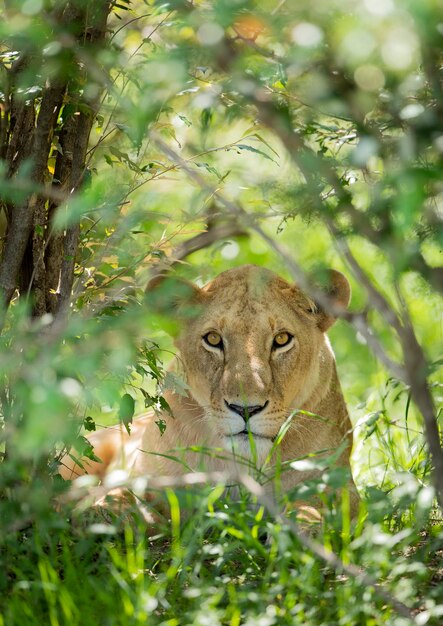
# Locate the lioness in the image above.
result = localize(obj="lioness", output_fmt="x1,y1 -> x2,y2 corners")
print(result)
60,265 -> 359,516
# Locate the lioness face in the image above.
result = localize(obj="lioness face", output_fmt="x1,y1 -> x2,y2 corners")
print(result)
175,265 -> 346,464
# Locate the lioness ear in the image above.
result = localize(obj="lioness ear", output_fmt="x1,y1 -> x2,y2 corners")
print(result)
146,274 -> 202,317
311,269 -> 351,332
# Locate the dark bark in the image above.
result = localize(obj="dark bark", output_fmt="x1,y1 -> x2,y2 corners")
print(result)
0,1 -> 112,316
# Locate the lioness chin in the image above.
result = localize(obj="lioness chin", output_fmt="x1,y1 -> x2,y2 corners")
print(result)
60,264 -> 359,520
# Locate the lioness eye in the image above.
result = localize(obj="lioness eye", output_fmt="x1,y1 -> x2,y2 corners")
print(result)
203,331 -> 223,348
273,331 -> 293,349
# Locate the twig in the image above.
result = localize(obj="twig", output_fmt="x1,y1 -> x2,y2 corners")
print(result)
110,13 -> 153,41
252,224 -> 407,381
325,220 -> 404,334
146,222 -> 247,284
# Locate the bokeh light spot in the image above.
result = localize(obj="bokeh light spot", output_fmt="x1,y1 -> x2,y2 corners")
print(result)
354,64 -> 385,91
291,22 -> 323,47
197,22 -> 224,46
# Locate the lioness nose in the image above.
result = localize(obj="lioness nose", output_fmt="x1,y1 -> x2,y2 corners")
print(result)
225,401 -> 268,421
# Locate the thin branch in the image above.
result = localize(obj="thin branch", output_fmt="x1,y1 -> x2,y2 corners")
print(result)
325,221 -> 404,335
87,10 -> 173,166
146,220 -> 247,285
110,13 -> 153,41
252,224 -> 407,381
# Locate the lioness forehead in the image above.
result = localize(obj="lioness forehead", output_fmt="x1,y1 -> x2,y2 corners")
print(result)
200,264 -> 313,316
203,264 -> 296,295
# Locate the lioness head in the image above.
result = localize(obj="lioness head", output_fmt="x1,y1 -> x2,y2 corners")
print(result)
158,265 -> 351,464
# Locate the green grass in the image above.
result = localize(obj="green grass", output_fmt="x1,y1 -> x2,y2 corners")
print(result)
1,465 -> 442,626
2,511 -> 441,625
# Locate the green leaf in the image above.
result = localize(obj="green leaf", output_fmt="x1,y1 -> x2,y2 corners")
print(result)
195,162 -> 222,179
201,108 -> 213,131
83,416 -> 96,432
115,123 -> 131,135
230,144 -> 278,164
161,371 -> 189,397
75,436 -> 101,462
159,396 -> 171,414
240,131 -> 280,158
118,393 -> 135,434
155,418 -> 167,435
141,388 -> 158,408
364,411 -> 384,440
178,114 -> 192,127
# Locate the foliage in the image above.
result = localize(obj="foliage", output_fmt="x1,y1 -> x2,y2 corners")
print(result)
0,0 -> 442,624
1,482 -> 441,626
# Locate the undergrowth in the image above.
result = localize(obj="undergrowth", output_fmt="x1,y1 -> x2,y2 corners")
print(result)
1,453 -> 442,626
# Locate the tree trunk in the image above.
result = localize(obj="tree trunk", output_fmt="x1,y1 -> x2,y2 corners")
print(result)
0,1 -> 112,317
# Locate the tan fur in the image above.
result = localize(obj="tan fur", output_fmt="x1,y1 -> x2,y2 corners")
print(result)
60,265 -> 359,514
